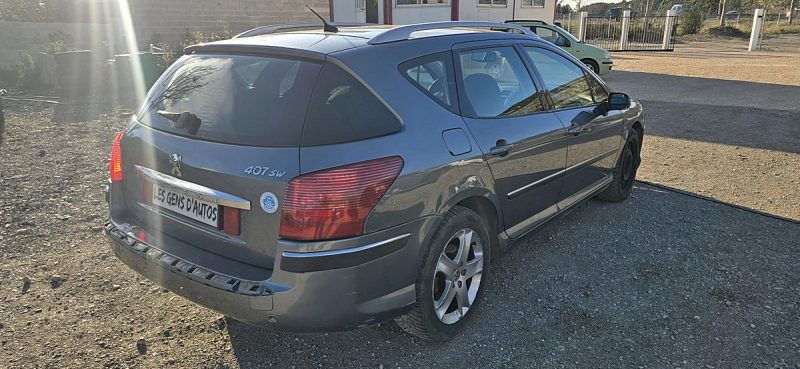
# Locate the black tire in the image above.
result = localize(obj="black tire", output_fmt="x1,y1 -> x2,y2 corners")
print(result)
395,206 -> 491,342
598,130 -> 641,202
582,59 -> 600,74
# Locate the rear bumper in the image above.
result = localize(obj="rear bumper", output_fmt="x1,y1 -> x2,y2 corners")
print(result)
105,216 -> 440,332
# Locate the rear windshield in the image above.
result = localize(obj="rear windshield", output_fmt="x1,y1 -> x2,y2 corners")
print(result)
138,54 -> 321,147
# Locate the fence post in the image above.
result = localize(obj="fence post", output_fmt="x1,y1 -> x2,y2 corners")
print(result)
579,11 -> 588,41
620,10 -> 632,50
749,9 -> 765,51
662,9 -> 677,50
568,12 -> 572,33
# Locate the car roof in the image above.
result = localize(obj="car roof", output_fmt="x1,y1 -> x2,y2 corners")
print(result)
186,22 -> 538,57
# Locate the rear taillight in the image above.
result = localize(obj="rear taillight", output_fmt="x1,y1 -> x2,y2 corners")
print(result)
109,131 -> 124,182
279,156 -> 404,241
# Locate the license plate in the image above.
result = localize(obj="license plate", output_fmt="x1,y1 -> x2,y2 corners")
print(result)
152,184 -> 219,227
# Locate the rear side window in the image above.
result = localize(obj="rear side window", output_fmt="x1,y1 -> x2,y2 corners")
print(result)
400,52 -> 457,113
138,54 -> 321,147
302,63 -> 401,146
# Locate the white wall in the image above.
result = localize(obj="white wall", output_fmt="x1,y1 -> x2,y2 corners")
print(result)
331,0 -> 554,24
393,5 -> 451,24
460,1 -> 512,22
515,2 -> 555,23
460,0 -> 554,23
333,0 -> 362,22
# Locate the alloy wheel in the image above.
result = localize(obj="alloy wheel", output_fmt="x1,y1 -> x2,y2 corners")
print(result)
431,228 -> 484,325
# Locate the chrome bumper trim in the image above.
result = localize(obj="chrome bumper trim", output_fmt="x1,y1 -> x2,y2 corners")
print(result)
282,233 -> 412,259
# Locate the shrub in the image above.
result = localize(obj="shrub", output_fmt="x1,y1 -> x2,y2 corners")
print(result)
16,52 -> 37,89
701,25 -> 750,38
679,9 -> 703,35
41,31 -> 71,55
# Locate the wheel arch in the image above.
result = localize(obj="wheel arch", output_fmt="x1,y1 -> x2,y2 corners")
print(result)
448,192 -> 503,258
580,58 -> 599,73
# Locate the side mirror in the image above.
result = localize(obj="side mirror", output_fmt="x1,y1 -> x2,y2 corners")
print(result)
555,36 -> 570,47
607,92 -> 630,111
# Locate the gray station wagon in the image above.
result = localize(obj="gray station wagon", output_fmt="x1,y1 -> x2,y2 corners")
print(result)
104,21 -> 644,341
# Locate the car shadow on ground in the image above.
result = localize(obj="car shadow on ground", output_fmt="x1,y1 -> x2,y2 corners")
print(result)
605,71 -> 800,154
225,183 -> 800,369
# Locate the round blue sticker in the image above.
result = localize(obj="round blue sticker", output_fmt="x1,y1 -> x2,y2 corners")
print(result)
259,192 -> 279,214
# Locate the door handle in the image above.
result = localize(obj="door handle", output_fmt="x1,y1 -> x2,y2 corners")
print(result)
489,140 -> 514,157
568,123 -> 592,136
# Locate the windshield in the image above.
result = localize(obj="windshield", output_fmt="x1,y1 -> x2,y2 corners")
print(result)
555,26 -> 581,43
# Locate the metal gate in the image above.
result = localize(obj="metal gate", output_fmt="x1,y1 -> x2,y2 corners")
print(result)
582,15 -> 676,52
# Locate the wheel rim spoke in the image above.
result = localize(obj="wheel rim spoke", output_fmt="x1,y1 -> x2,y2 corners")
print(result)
455,284 -> 471,316
435,281 -> 456,319
454,229 -> 473,264
436,253 -> 457,276
463,257 -> 483,279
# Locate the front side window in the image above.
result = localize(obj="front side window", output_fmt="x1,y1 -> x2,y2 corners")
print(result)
401,52 -> 456,112
524,47 -> 594,110
522,0 -> 545,6
478,0 -> 508,6
457,47 -> 544,118
587,75 -> 609,103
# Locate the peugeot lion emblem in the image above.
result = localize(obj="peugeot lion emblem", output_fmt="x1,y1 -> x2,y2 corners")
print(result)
170,153 -> 183,178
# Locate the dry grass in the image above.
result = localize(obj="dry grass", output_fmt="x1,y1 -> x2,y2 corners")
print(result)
699,21 -> 800,37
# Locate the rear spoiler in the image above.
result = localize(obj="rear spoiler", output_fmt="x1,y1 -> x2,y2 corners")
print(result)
184,43 -> 326,62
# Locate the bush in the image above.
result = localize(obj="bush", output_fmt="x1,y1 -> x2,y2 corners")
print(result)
16,52 -> 37,89
679,9 -> 703,35
701,25 -> 749,38
41,31 -> 71,55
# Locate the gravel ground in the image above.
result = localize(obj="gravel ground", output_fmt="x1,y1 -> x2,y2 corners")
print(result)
1,36 -> 799,368
605,35 -> 800,220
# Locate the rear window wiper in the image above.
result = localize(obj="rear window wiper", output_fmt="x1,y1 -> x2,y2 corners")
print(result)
157,110 -> 202,135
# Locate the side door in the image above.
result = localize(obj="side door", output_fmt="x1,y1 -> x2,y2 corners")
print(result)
521,46 -> 627,210
453,42 -> 569,238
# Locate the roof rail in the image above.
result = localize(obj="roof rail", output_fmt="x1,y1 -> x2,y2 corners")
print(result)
505,19 -> 549,25
233,22 -> 372,38
367,21 -> 535,45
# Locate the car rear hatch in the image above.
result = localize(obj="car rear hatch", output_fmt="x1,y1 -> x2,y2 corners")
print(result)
114,52 -> 322,271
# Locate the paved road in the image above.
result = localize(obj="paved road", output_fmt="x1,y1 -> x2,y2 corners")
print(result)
225,183 -> 800,368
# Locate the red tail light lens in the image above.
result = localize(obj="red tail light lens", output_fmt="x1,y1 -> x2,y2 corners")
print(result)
109,131 -> 124,182
223,207 -> 240,236
279,156 -> 404,241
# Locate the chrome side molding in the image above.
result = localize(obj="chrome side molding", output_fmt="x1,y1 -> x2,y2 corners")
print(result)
282,233 -> 412,259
